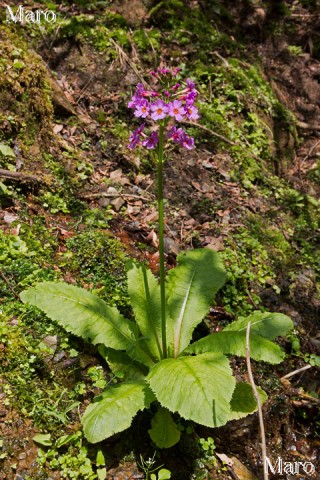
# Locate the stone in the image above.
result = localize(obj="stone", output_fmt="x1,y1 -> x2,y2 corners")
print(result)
230,457 -> 258,480
110,197 -> 125,212
42,335 -> 58,348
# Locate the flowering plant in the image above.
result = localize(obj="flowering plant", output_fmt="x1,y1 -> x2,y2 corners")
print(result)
128,68 -> 198,151
20,68 -> 293,449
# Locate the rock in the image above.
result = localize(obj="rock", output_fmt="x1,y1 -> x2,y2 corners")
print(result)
230,457 -> 258,480
42,335 -> 58,348
46,73 -> 77,117
107,186 -> 118,194
3,212 -> 19,224
110,197 -> 125,212
52,351 -> 66,363
164,237 -> 180,255
78,354 -> 99,369
14,475 -> 25,480
9,317 -> 18,326
99,197 -> 110,207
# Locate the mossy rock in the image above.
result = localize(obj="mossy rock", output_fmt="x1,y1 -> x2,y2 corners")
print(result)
0,27 -> 53,149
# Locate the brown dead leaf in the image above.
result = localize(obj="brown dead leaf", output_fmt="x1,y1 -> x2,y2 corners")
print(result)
3,212 -> 19,224
144,209 -> 158,223
191,180 -> 202,191
110,168 -> 130,185
53,124 -> 64,134
145,229 -> 158,248
204,236 -> 224,251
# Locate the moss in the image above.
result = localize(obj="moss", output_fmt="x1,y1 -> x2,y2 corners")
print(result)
0,27 -> 53,149
133,28 -> 161,52
62,231 -> 130,311
149,0 -> 186,25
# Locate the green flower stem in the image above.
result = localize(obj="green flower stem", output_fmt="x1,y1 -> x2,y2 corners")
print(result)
157,123 -> 167,358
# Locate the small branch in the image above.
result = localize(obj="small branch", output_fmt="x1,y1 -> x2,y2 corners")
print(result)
182,121 -> 237,146
246,322 -> 268,480
0,169 -> 40,184
79,192 -> 152,202
296,120 -> 320,131
281,364 -> 312,380
110,38 -> 149,89
76,74 -> 95,104
212,51 -> 230,67
298,138 -> 320,171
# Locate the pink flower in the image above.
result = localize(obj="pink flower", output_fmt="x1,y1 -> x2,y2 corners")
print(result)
134,100 -> 150,118
142,131 -> 159,149
167,126 -> 184,143
128,83 -> 145,109
128,124 -> 145,149
182,135 -> 194,150
167,126 -> 195,150
150,100 -> 169,121
186,78 -> 195,91
185,90 -> 197,105
168,100 -> 185,121
185,104 -> 200,121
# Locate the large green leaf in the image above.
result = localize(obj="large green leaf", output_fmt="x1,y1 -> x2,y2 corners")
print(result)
82,382 -> 154,443
184,331 -> 285,364
98,345 -> 148,380
223,311 -> 293,340
127,261 -> 162,360
166,249 -> 226,357
20,282 -> 154,367
148,408 -> 181,448
147,353 -> 235,427
228,382 -> 268,421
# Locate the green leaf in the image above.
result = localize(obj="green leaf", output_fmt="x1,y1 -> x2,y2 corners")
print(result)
33,434 -> 52,447
185,331 -> 285,364
20,282 -> 154,367
98,345 -> 148,379
228,383 -> 267,421
223,311 -> 293,340
158,469 -> 172,479
308,354 -> 320,367
96,449 -> 105,466
148,408 -> 181,448
127,260 -> 162,360
97,468 -> 107,480
166,249 -> 226,356
0,143 -> 15,158
55,434 -> 78,448
82,382 -> 155,443
147,353 -> 235,427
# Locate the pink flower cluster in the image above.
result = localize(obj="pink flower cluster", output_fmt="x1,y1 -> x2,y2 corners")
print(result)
128,68 -> 199,150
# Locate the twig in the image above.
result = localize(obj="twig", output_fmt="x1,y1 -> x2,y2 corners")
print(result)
296,120 -> 320,131
246,289 -> 259,309
76,74 -> 95,104
80,192 -> 152,202
298,138 -> 320,171
0,169 -> 41,184
281,364 -> 312,380
246,322 -> 268,480
182,121 -> 237,146
212,51 -> 230,67
110,38 -> 149,89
